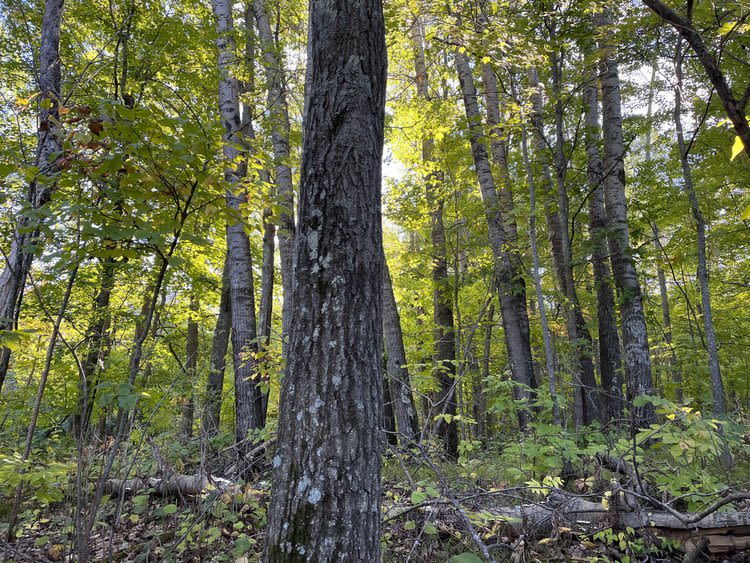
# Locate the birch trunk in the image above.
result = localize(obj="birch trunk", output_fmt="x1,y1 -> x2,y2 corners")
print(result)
583,77 -> 625,421
253,0 -> 295,353
597,11 -> 654,425
0,0 -> 65,392
455,50 -> 536,429
264,0 -> 386,557
211,0 -> 264,459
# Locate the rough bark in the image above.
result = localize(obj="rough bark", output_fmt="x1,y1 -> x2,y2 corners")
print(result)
0,0 -> 65,392
264,0 -> 386,558
455,49 -> 536,429
642,0 -> 750,159
382,261 -> 420,444
674,41 -> 726,416
411,16 -> 458,458
582,77 -> 625,421
597,11 -> 654,425
203,255 -> 231,436
212,0 -> 264,460
253,0 -> 295,353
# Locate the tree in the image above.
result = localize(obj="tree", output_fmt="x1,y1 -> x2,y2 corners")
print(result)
264,0 -> 387,557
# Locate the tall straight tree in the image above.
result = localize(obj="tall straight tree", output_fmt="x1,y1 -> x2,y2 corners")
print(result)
253,0 -> 296,350
674,39 -> 726,416
455,48 -> 536,428
203,255 -> 231,436
264,0 -> 387,557
582,73 -> 624,421
0,0 -> 65,392
597,11 -> 654,424
411,15 -> 457,458
211,0 -> 264,462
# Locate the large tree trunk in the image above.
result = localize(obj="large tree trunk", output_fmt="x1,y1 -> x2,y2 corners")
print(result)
582,76 -> 625,422
597,11 -> 654,425
203,255 -> 231,436
455,49 -> 536,429
382,261 -> 421,444
211,0 -> 264,462
0,0 -> 65,392
253,0 -> 295,354
264,0 -> 386,558
411,16 -> 457,458
674,41 -> 726,416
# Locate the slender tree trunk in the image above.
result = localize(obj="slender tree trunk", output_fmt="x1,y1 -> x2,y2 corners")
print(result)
7,266 -> 77,540
582,76 -> 625,421
411,16 -> 457,458
383,365 -> 398,447
253,0 -> 295,354
382,261 -> 420,444
455,49 -> 536,429
181,295 -> 199,438
516,81 -> 562,427
203,255 -> 231,436
674,41 -> 726,416
597,11 -> 654,425
264,0 -> 386,557
0,0 -> 64,392
212,0 -> 264,463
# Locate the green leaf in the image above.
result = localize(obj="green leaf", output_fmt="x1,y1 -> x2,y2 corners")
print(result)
411,490 -> 428,505
447,554 -> 484,563
741,204 -> 750,221
162,503 -> 177,515
404,521 -> 416,531
731,136 -> 744,160
424,522 -> 438,535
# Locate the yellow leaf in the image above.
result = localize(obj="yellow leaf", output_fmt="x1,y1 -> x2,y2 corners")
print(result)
481,56 -> 491,64
741,204 -> 750,221
731,135 -> 744,160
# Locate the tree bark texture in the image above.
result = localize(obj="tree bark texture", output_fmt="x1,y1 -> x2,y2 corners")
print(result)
264,0 -> 387,558
597,11 -> 654,425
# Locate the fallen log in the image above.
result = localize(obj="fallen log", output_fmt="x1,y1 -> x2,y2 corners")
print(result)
103,474 -> 236,497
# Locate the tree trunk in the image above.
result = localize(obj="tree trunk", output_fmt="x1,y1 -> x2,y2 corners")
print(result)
411,16 -> 457,458
582,76 -> 625,421
203,254 -> 231,436
455,49 -> 536,429
516,82 -> 562,427
264,0 -> 386,558
212,0 -> 264,462
597,11 -> 654,425
382,261 -> 420,444
181,295 -> 199,439
253,0 -> 295,355
674,41 -> 726,416
0,0 -> 65,392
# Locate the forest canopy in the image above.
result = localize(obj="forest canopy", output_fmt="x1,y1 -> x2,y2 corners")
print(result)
1,0 -> 750,561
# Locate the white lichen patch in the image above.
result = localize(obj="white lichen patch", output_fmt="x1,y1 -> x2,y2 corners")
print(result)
296,475 -> 311,495
273,455 -> 282,468
307,487 -> 321,504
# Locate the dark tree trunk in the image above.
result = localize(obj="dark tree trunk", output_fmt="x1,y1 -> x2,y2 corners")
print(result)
0,0 -> 64,392
181,295 -> 199,439
382,261 -> 420,444
411,16 -> 457,458
455,49 -> 536,429
212,0 -> 264,462
203,255 -> 231,436
264,0 -> 386,558
597,11 -> 654,425
383,366 -> 398,447
582,77 -> 625,422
